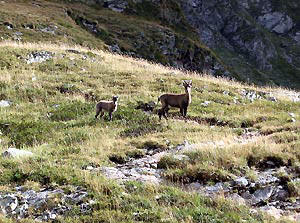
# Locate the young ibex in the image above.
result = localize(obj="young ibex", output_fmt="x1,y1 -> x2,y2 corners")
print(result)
95,96 -> 119,121
158,80 -> 192,120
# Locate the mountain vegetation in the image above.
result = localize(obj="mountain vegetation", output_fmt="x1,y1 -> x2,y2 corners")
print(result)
0,0 -> 299,222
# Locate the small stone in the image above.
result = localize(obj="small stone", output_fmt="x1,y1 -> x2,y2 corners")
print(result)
2,148 -> 34,158
234,177 -> 248,187
66,49 -> 81,54
172,154 -> 190,161
49,213 -> 57,219
187,182 -> 202,190
0,100 -> 11,107
267,96 -> 277,102
109,44 -> 121,53
288,113 -> 296,118
40,26 -> 57,35
86,166 -> 94,170
201,101 -> 211,106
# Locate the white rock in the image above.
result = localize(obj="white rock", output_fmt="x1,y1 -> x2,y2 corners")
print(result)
172,154 -> 190,161
234,177 -> 248,187
288,112 -> 296,118
2,148 -> 34,158
86,166 -> 94,170
0,100 -> 11,107
201,101 -> 211,106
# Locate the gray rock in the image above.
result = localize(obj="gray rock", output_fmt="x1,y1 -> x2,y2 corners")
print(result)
99,141 -> 195,184
258,12 -> 294,34
255,169 -> 279,186
174,140 -> 196,152
0,186 -> 92,220
253,186 -> 274,203
273,189 -> 289,201
2,148 -> 34,158
100,0 -> 128,12
0,195 -> 18,214
241,191 -> 256,202
294,31 -> 300,43
259,206 -> 282,220
109,44 -> 121,53
187,182 -> 202,191
40,26 -> 57,35
14,32 -> 22,36
227,193 -> 246,205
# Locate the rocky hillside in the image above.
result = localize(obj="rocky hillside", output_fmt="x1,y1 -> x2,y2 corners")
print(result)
1,0 -> 300,89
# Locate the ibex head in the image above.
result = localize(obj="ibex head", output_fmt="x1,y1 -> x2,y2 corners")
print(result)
183,80 -> 192,93
112,96 -> 119,103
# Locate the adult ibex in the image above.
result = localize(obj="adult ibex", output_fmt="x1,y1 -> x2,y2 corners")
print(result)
95,96 -> 119,121
158,80 -> 192,120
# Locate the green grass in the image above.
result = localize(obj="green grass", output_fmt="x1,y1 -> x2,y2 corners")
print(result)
0,41 -> 299,222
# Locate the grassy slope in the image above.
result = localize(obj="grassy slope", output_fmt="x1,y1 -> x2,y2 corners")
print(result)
0,41 -> 299,222
0,1 -> 237,82
1,1 -> 300,90
0,1 -> 106,48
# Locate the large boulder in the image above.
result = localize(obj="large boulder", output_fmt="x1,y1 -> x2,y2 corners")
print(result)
258,12 -> 294,34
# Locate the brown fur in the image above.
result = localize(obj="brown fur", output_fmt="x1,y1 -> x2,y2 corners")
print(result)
158,80 -> 192,120
95,96 -> 119,121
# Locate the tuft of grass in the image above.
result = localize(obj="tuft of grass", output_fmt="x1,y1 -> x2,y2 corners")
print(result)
49,101 -> 94,122
116,106 -> 166,137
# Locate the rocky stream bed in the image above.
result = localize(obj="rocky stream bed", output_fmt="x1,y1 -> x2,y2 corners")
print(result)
2,132 -> 298,221
88,137 -> 300,222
